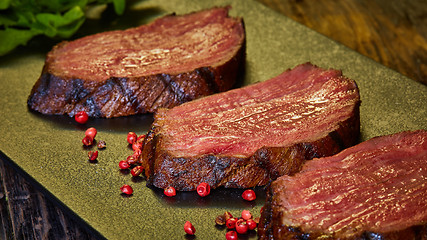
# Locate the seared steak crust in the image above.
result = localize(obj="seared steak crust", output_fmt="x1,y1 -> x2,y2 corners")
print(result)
259,188 -> 427,240
258,130 -> 427,240
142,127 -> 270,190
142,108 -> 359,190
27,7 -> 245,118
140,63 -> 361,191
28,61 -> 242,118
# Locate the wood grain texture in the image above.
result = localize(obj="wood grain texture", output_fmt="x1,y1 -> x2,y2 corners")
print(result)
0,170 -> 13,240
256,0 -> 427,85
0,159 -> 99,240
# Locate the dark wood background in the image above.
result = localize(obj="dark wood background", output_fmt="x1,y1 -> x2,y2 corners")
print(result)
260,0 -> 427,85
0,0 -> 425,239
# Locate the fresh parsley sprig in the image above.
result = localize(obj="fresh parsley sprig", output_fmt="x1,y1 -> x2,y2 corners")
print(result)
0,0 -> 125,56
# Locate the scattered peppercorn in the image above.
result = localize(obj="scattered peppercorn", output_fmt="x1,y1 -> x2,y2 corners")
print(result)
127,132 -> 137,144
136,134 -> 146,143
97,140 -> 106,149
216,209 -> 259,237
242,189 -> 256,201
225,230 -> 238,240
85,127 -> 97,139
82,136 -> 93,146
131,166 -> 143,177
164,186 -> 176,197
241,209 -> 252,220
246,218 -> 257,230
126,155 -> 138,165
75,111 -> 89,124
120,184 -> 133,195
224,211 -> 233,220
132,141 -> 142,151
215,211 -> 233,226
133,148 -> 142,158
88,150 -> 98,161
184,221 -> 196,235
226,217 -> 237,229
235,219 -> 248,234
119,160 -> 130,169
196,182 -> 210,197
215,215 -> 226,225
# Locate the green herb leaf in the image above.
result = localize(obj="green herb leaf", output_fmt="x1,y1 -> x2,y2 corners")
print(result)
0,0 -> 11,10
0,0 -> 126,56
33,6 -> 85,37
0,13 -> 18,26
113,0 -> 125,15
0,28 -> 40,55
35,0 -> 88,12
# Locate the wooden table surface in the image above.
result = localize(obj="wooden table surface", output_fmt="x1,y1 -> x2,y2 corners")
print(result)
0,0 -> 425,239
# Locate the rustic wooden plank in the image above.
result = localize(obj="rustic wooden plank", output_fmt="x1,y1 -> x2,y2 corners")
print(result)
0,160 -> 14,240
0,158 -> 100,240
256,0 -> 427,85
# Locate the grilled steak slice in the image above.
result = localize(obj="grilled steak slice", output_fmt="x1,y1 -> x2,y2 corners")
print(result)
27,7 -> 245,118
140,63 -> 361,191
258,129 -> 427,240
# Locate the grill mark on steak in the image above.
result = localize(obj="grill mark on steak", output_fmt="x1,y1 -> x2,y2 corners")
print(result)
197,67 -> 219,93
140,63 -> 361,191
66,77 -> 136,118
27,7 -> 245,118
82,96 -> 102,117
144,143 -> 270,190
66,78 -> 88,105
258,129 -> 427,240
116,77 -> 147,114
147,74 -> 173,111
147,70 -> 217,112
97,78 -> 131,117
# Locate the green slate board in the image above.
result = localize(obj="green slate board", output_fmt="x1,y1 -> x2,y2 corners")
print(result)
0,0 -> 426,239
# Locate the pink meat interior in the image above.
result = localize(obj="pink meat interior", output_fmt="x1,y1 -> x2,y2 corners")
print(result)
48,7 -> 244,81
273,130 -> 427,237
155,63 -> 360,157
